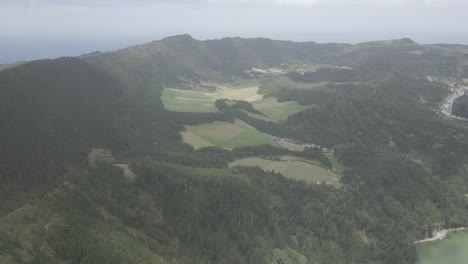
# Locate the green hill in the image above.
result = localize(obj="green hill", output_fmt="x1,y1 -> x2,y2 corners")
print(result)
3,36 -> 468,264
0,58 -> 125,191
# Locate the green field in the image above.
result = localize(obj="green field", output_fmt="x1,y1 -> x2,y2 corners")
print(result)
161,80 -> 260,113
221,79 -> 262,100
229,156 -> 340,185
252,97 -> 309,121
162,88 -> 217,113
325,151 -> 348,175
417,231 -> 468,264
242,110 -> 278,122
161,80 -> 309,121
181,121 -> 280,149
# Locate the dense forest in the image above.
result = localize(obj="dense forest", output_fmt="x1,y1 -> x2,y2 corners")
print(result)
2,35 -> 468,264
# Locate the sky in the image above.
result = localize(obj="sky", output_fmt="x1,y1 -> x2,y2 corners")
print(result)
1,0 -> 468,63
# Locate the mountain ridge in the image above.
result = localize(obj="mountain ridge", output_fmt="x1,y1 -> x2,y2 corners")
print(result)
2,35 -> 468,264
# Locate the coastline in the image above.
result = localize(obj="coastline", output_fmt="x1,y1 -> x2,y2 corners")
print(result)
414,227 -> 467,244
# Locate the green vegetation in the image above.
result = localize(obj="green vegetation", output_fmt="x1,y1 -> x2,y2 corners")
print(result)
229,155 -> 340,185
163,79 -> 308,121
0,62 -> 23,71
287,67 -> 359,83
0,58 -> 127,193
160,80 -> 261,113
259,76 -> 341,106
452,94 -> 468,119
252,97 -> 309,121
181,121 -> 279,149
324,151 -> 348,175
417,231 -> 468,264
161,88 -> 217,113
215,81 -> 263,103
4,35 -> 468,264
285,75 -> 450,147
242,110 -> 278,122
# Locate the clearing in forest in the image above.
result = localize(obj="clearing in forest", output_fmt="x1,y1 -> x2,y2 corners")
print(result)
252,97 -> 309,121
161,79 -> 309,121
229,156 -> 340,186
181,121 -> 280,149
161,81 -> 260,113
161,88 -> 218,113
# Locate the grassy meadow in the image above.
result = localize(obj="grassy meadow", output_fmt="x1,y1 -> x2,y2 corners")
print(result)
161,80 -> 261,113
161,80 -> 309,121
252,97 -> 309,121
229,155 -> 340,185
181,121 -> 280,149
161,88 -> 217,113
324,151 -> 348,175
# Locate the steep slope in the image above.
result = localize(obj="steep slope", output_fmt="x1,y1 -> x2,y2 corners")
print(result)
0,58 -> 126,193
3,36 -> 468,264
83,34 -> 351,88
322,41 -> 460,80
286,75 -> 451,147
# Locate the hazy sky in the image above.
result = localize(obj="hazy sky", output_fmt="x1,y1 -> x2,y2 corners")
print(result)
1,0 -> 468,62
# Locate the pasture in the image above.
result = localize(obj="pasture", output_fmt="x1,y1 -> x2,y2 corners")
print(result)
161,88 -> 217,113
229,155 -> 340,185
161,80 -> 261,113
181,121 -> 279,149
252,97 -> 309,121
161,79 -> 310,121
242,110 -> 278,122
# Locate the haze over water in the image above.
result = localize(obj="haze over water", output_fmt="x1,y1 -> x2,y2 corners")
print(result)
2,0 -> 468,63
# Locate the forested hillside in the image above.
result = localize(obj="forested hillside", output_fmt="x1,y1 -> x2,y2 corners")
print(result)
2,35 -> 468,264
453,94 -> 468,119
0,58 -> 124,194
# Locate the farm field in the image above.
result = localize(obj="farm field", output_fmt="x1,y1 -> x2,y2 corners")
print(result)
161,79 -> 309,121
161,88 -> 217,113
161,80 -> 261,113
221,79 -> 262,101
417,231 -> 468,264
229,155 -> 340,185
252,97 -> 309,121
242,110 -> 278,122
181,121 -> 280,149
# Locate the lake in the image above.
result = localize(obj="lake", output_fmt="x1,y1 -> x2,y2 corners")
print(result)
417,231 -> 468,264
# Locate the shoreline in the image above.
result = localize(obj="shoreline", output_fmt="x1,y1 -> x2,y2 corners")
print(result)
439,85 -> 468,119
414,227 -> 467,244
